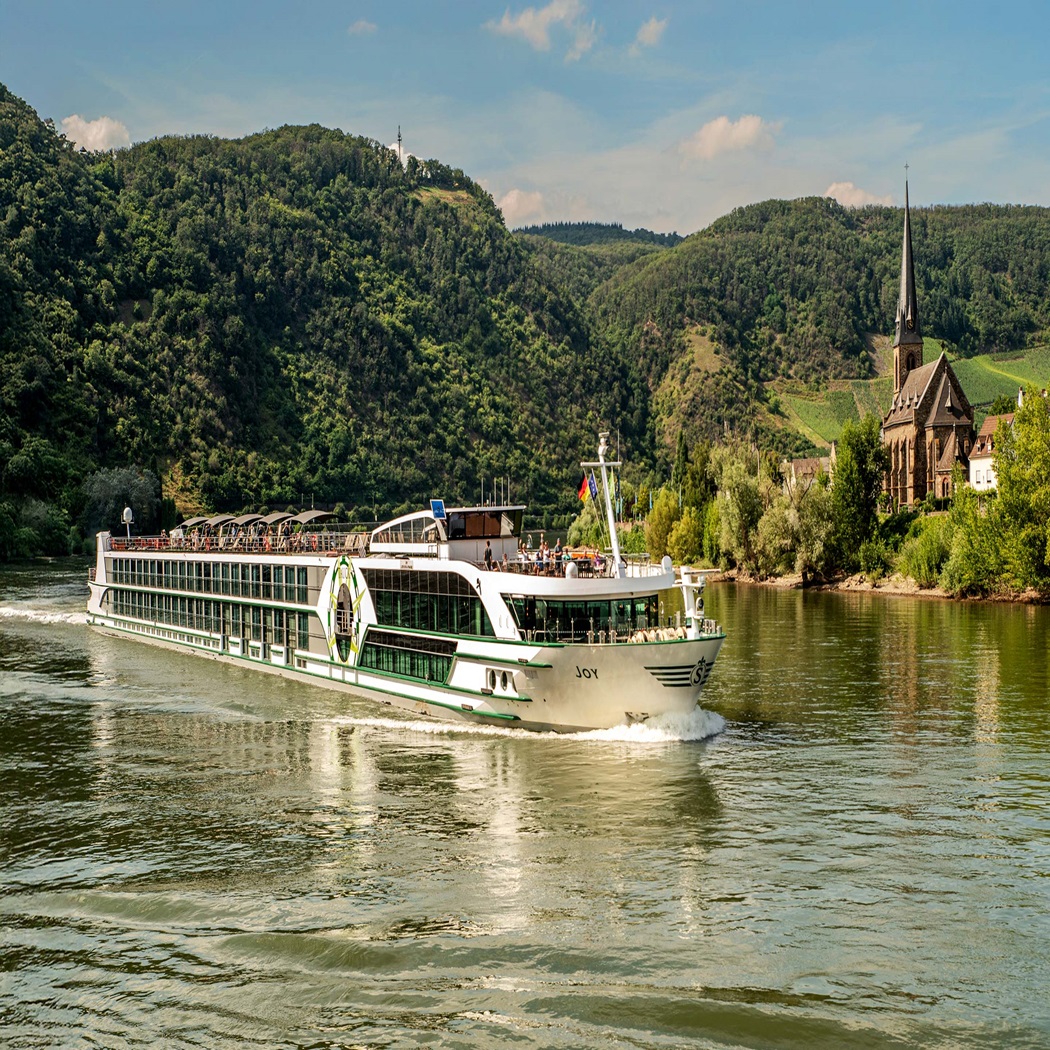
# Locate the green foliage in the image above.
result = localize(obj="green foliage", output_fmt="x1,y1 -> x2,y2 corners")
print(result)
645,487 -> 680,559
701,500 -> 721,566
792,479 -> 834,580
859,537 -> 892,581
516,221 -> 682,247
991,384 -> 1050,591
618,523 -> 647,555
0,83 -> 637,558
898,516 -> 950,588
81,467 -> 161,535
592,195 -> 1050,459
566,498 -> 603,548
755,493 -> 797,578
939,482 -> 1002,596
667,504 -> 704,564
830,414 -> 889,572
712,443 -> 764,573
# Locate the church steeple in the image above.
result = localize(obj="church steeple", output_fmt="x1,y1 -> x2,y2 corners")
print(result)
893,179 -> 923,393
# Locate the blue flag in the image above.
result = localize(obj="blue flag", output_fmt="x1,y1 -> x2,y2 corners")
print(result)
588,471 -> 598,501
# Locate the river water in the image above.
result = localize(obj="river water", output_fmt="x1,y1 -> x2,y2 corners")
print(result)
1,563 -> 1048,1049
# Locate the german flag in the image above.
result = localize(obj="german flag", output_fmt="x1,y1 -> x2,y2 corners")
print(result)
577,474 -> 589,501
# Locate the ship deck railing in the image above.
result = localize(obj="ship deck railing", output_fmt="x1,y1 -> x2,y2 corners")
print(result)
518,617 -> 722,645
477,554 -> 666,579
106,532 -> 668,578
110,526 -> 370,556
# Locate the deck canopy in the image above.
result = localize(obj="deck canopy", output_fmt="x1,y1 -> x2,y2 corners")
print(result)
291,510 -> 334,526
179,516 -> 209,530
231,513 -> 264,527
260,511 -> 293,526
205,514 -> 235,529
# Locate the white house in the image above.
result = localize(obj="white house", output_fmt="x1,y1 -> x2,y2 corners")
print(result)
968,412 -> 1013,491
968,386 -> 1050,491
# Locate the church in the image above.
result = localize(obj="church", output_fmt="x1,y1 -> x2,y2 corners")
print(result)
882,184 -> 974,506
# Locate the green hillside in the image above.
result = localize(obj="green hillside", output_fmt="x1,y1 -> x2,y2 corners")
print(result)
0,83 -> 640,553
591,197 -> 1050,458
5,76 -> 1050,558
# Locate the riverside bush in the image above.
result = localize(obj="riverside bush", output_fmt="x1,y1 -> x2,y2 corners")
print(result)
898,517 -> 949,588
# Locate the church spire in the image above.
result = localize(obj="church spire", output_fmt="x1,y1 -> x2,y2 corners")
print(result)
894,180 -> 922,349
892,178 -> 923,394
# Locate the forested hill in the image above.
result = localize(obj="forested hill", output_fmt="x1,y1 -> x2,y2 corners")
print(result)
5,76 -> 1050,558
0,83 -> 641,549
590,196 -> 1050,454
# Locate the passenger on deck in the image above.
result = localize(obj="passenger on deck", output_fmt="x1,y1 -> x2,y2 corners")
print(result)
484,540 -> 493,569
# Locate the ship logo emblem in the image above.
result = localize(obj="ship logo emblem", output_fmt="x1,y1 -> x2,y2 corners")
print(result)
691,658 -> 709,686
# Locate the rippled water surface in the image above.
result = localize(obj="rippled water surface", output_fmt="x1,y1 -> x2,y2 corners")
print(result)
2,563 -> 1049,1048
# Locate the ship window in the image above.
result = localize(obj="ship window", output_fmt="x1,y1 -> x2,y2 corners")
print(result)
359,628 -> 455,684
335,584 -> 353,636
360,568 -> 495,637
507,594 -> 659,642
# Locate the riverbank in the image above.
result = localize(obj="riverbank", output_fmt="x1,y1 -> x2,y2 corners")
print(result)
708,568 -> 1048,604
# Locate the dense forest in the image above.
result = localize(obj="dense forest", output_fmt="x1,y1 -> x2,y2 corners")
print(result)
516,221 -> 682,247
0,84 -> 639,555
3,81 -> 1050,560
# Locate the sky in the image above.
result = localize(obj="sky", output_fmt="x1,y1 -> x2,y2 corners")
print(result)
3,0 -> 1049,235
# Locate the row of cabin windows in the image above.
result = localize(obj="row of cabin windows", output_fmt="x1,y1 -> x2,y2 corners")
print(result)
108,558 -> 309,604
507,595 -> 659,642
358,629 -> 456,684
108,589 -> 312,648
370,589 -> 495,638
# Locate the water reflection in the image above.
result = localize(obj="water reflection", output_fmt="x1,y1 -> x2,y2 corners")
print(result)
5,564 -> 1050,1048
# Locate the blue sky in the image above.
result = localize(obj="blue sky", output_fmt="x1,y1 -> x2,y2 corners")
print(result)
3,1 -> 1049,234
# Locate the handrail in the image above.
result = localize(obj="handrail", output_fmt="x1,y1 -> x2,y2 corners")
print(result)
110,525 -> 369,556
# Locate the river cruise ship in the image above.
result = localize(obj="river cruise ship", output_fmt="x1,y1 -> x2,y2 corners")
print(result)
86,435 -> 725,732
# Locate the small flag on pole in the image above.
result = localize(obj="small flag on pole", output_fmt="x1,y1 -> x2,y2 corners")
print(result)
577,474 -> 589,501
588,471 -> 599,500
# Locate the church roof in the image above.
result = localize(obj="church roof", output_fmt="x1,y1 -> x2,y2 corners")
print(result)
935,429 -> 963,473
884,356 -> 941,426
894,181 -> 922,349
883,352 -> 972,430
926,369 -> 973,427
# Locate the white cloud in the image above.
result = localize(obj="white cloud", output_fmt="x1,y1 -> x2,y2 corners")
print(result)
387,138 -> 416,167
823,181 -> 893,208
498,188 -> 546,226
566,19 -> 597,61
347,19 -> 377,36
678,114 -> 779,162
634,16 -> 667,48
60,114 -> 130,151
486,1 -> 588,56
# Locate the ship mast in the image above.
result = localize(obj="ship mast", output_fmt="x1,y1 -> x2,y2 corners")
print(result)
582,431 -> 624,578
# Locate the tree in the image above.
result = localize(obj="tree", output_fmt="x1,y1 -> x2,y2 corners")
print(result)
830,414 -> 888,572
645,487 -> 680,559
992,385 -> 1050,591
667,504 -> 703,564
712,444 -> 764,573
81,467 -> 161,536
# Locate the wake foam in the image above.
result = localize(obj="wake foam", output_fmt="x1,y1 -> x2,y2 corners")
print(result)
0,605 -> 88,626
333,706 -> 724,744
573,706 -> 725,743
